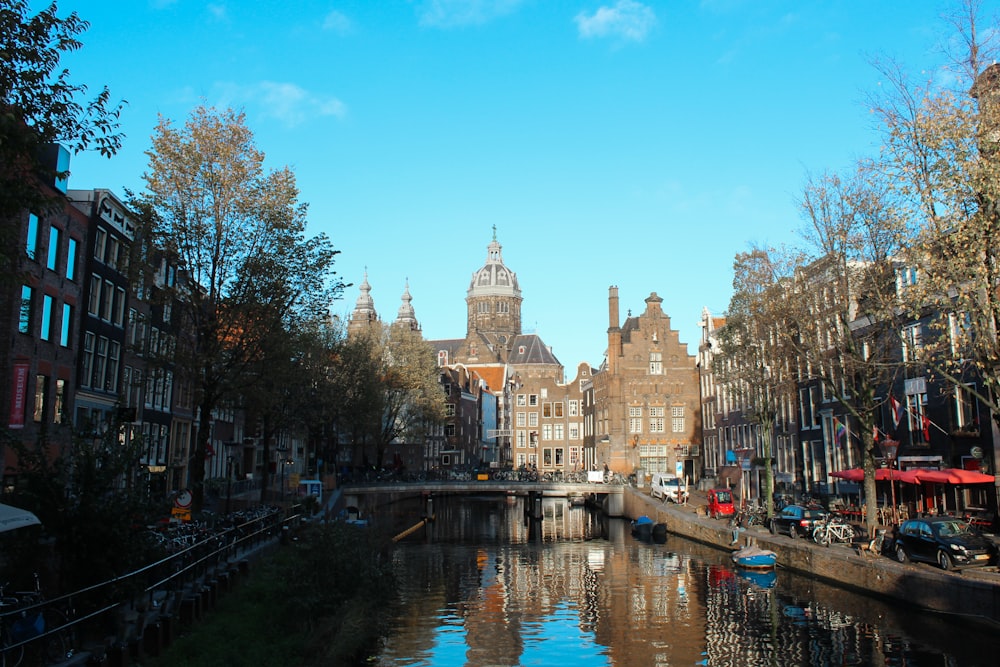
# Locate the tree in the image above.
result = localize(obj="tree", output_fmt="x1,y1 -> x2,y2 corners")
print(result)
790,164 -> 910,536
139,105 -> 342,512
332,324 -> 445,472
715,247 -> 800,520
868,1 -> 1000,508
0,0 -> 125,280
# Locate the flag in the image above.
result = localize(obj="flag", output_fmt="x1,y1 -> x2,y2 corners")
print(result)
889,394 -> 903,428
833,417 -> 847,446
922,415 -> 931,442
873,425 -> 879,444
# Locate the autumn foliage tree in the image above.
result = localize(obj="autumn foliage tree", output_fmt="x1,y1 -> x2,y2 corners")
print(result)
138,106 -> 341,512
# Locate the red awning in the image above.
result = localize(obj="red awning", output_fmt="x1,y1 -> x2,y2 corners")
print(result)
912,468 -> 995,485
829,468 -> 921,483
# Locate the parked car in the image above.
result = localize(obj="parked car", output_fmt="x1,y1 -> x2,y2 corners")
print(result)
650,473 -> 689,503
706,488 -> 735,519
768,504 -> 827,539
892,517 -> 996,570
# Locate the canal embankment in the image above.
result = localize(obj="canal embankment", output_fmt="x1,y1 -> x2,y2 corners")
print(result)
622,486 -> 1000,626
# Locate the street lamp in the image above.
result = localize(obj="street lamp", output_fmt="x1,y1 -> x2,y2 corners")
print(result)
880,438 -> 900,525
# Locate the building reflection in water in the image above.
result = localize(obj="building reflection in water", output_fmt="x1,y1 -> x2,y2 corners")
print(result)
375,495 -> 1000,667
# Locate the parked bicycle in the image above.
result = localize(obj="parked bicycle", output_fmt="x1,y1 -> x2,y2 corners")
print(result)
0,573 -> 74,666
812,515 -> 858,546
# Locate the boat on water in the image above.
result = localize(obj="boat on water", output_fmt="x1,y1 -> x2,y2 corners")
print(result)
631,515 -> 654,539
732,544 -> 777,569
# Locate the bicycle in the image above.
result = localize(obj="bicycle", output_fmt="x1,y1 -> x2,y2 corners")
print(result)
0,574 -> 74,666
812,515 -> 858,546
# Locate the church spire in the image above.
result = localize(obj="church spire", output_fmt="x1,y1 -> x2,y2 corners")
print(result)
395,279 -> 419,331
348,269 -> 379,336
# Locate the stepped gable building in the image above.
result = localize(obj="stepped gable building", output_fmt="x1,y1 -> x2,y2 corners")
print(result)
593,287 -> 701,480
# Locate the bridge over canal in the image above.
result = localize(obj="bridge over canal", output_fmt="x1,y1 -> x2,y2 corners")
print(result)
339,481 -> 627,520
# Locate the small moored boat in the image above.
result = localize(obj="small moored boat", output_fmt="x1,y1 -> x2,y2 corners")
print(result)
732,544 -> 777,569
631,515 -> 654,539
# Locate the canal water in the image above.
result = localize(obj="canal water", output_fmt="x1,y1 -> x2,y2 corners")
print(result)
374,494 -> 1000,667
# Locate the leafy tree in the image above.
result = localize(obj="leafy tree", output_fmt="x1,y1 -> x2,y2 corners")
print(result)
715,247 -> 800,520
336,324 -> 445,471
0,0 -> 125,280
868,0 -> 1000,495
138,105 -> 342,512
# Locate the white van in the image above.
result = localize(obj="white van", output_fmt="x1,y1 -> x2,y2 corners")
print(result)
650,473 -> 689,503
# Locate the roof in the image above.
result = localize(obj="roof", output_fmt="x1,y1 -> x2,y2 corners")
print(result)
508,334 -> 561,366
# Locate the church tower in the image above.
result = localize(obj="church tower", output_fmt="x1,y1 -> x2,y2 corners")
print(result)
394,280 -> 420,331
347,271 -> 379,337
466,227 -> 522,358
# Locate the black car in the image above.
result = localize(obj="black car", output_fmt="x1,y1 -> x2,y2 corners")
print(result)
769,504 -> 827,539
892,517 -> 996,570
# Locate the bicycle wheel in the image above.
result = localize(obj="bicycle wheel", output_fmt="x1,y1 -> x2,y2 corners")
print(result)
1,640 -> 25,667
36,608 -> 72,664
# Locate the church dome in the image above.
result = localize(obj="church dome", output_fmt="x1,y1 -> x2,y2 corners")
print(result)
468,232 -> 521,299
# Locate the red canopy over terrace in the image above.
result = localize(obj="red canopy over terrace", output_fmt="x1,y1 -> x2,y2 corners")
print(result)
830,468 -> 922,484
911,468 -> 995,485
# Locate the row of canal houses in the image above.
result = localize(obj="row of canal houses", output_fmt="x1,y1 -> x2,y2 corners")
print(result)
4,149 -> 999,519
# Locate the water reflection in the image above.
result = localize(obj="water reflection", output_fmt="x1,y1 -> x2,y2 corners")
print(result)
375,495 -> 1000,666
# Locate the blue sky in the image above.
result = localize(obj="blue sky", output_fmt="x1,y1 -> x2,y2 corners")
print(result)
60,0 -> 963,372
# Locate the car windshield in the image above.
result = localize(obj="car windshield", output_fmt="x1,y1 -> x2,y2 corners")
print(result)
934,521 -> 968,537
715,491 -> 731,503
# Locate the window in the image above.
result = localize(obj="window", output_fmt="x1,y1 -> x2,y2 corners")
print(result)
516,431 -> 526,448
107,341 -> 121,392
554,448 -> 564,466
649,418 -> 665,433
114,287 -> 127,326
528,413 -> 538,427
94,228 -> 107,262
94,336 -> 108,391
516,412 -> 526,427
543,448 -> 552,466
554,402 -> 563,418
528,394 -> 538,407
18,285 -> 32,334
445,424 -> 456,437
60,303 -> 72,347
649,351 -> 663,374
445,403 -> 455,417
902,324 -> 922,362
26,213 -> 39,260
33,375 -> 47,422
53,379 -> 65,424
629,417 -> 642,433
516,394 -> 526,406
81,333 -> 95,387
47,226 -> 60,271
107,237 -> 120,270
907,392 -> 929,444
542,424 -> 552,441
88,275 -> 101,315
554,424 -> 564,440
629,406 -> 642,417
100,280 -> 114,321
568,400 -> 579,417
954,384 -> 979,431
672,406 -> 685,433
66,238 -> 77,280
543,402 -> 552,418
569,424 -> 580,440
40,294 -> 53,340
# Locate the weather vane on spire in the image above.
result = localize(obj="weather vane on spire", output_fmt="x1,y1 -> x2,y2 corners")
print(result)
492,224 -> 497,241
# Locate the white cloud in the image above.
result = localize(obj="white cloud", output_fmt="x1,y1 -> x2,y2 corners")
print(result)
414,0 -> 524,28
323,9 -> 352,34
207,3 -> 228,21
213,81 -> 347,127
575,1 -> 656,43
